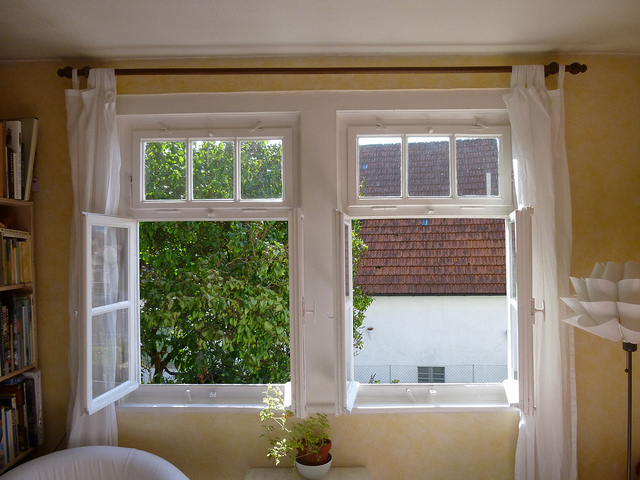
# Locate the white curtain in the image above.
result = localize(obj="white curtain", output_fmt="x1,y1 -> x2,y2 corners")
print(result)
66,68 -> 121,446
504,66 -> 577,480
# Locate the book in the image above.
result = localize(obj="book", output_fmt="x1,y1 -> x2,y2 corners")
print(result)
0,380 -> 28,452
0,306 -> 10,376
22,371 -> 43,447
1,118 -> 38,201
4,121 -> 21,200
18,118 -> 38,201
0,406 -> 6,468
0,394 -> 18,460
1,407 -> 10,463
0,121 -> 5,198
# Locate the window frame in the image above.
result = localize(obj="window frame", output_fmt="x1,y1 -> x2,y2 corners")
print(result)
82,213 -> 140,415
132,127 -> 295,213
345,118 -> 514,218
337,114 -> 533,414
84,112 -> 304,415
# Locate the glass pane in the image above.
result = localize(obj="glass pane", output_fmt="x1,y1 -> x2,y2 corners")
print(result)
91,309 -> 130,399
407,136 -> 451,197
144,141 -> 187,200
240,140 -> 283,200
192,140 -> 234,200
91,225 -> 129,308
357,137 -> 402,197
456,137 -> 500,197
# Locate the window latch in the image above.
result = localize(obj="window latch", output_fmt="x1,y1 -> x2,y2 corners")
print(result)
531,299 -> 545,321
302,298 -> 316,323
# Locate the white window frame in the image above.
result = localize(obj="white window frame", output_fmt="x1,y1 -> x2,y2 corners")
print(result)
345,111 -> 514,217
81,89 -> 528,416
132,127 -> 294,212
337,113 -> 533,413
82,213 -> 139,415
83,112 -> 305,416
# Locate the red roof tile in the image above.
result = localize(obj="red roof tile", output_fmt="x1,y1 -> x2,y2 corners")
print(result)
355,218 -> 506,295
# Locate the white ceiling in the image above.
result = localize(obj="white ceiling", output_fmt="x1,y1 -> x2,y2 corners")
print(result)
1,0 -> 640,61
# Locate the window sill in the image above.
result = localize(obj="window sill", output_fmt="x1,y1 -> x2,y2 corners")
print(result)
347,382 -> 518,414
116,383 -> 290,412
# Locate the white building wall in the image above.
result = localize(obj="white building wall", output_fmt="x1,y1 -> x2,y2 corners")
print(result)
354,295 -> 508,383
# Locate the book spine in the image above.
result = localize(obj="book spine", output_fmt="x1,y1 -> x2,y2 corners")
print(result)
22,371 -> 43,446
0,307 -> 9,376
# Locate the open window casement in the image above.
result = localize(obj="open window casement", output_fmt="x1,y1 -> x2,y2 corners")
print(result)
82,213 -> 139,415
289,207 -> 306,418
505,207 -> 534,415
335,210 -> 358,414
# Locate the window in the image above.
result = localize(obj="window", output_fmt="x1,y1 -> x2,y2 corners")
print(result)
85,113 -> 304,414
83,213 -> 138,415
338,114 -> 533,413
130,126 -> 295,215
141,137 -> 284,202
83,89 -> 528,416
418,366 -> 445,383
347,122 -> 513,215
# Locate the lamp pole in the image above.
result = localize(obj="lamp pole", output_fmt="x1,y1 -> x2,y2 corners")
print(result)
624,341 -> 637,480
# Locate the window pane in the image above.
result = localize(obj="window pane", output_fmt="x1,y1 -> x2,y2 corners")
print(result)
139,220 -> 290,384
352,218 -> 507,384
91,225 -> 129,308
91,309 -> 130,399
192,140 -> 234,200
357,137 -> 402,197
144,141 -> 187,200
240,140 -> 283,200
456,137 -> 500,197
407,137 -> 451,197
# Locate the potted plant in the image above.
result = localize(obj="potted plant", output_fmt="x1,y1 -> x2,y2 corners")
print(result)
260,385 -> 332,479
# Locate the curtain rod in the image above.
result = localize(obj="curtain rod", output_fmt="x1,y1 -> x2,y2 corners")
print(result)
57,61 -> 587,79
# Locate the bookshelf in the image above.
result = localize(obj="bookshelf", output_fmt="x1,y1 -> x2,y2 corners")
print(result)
0,118 -> 43,473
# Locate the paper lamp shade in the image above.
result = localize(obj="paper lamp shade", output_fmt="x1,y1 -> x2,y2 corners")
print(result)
562,261 -> 640,344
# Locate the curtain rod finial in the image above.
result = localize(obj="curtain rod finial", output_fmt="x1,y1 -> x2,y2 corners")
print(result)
568,62 -> 588,75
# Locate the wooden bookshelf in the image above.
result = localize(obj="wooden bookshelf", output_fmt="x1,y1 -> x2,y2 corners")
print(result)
0,190 -> 43,473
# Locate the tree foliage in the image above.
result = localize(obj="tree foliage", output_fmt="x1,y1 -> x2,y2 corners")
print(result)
140,220 -> 290,384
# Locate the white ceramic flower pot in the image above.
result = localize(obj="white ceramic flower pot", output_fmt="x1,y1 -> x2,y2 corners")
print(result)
295,454 -> 332,480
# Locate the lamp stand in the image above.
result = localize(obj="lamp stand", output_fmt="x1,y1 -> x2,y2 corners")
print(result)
624,341 -> 637,480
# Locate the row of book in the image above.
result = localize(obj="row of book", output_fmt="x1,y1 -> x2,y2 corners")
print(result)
1,294 -> 34,377
0,230 -> 32,287
0,372 -> 43,469
0,118 -> 39,201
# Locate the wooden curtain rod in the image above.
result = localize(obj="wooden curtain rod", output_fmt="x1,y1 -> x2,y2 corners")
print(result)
57,61 -> 587,79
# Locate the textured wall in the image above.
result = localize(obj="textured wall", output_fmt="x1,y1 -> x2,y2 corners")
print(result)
0,54 -> 638,479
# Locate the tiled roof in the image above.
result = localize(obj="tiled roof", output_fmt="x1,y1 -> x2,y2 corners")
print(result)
355,218 -> 506,295
358,139 -> 499,197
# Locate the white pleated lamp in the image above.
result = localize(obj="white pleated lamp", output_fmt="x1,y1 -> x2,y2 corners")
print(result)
562,260 -> 640,480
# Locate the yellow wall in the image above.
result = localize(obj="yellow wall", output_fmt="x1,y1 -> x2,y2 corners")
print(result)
0,54 -> 638,479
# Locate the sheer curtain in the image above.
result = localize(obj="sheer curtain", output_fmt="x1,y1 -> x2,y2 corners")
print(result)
66,68 -> 122,446
504,66 -> 577,480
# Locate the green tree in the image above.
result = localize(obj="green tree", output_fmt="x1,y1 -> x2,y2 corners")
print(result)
140,220 -> 290,384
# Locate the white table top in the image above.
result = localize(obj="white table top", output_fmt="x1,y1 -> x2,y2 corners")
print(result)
245,467 -> 371,480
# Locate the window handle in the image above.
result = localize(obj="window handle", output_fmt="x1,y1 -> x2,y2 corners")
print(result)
531,299 -> 545,320
302,299 -> 316,323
